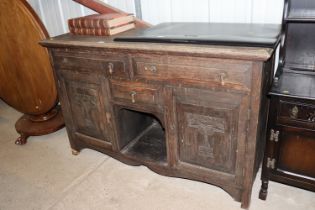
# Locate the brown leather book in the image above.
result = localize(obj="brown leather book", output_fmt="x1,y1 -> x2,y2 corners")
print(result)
68,13 -> 134,29
72,0 -> 151,28
69,22 -> 135,36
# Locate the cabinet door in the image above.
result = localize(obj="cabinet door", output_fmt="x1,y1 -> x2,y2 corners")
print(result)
59,70 -> 112,145
174,88 -> 249,181
274,126 -> 315,179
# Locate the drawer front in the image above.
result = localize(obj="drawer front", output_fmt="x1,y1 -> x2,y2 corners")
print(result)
110,80 -> 162,105
278,100 -> 315,129
132,54 -> 252,90
53,54 -> 129,79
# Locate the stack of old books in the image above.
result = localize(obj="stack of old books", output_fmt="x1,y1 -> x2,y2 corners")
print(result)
68,13 -> 135,36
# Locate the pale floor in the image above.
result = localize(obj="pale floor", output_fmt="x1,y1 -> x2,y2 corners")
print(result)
0,99 -> 314,210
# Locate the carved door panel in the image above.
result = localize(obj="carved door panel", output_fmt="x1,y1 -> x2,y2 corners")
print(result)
174,87 -> 249,179
60,71 -> 111,143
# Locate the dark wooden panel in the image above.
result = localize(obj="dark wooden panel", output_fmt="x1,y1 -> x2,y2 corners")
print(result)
177,103 -> 237,174
121,122 -> 166,164
60,71 -> 111,143
287,0 -> 315,19
66,81 -> 107,140
174,87 -> 249,177
285,23 -> 315,71
277,127 -> 315,178
115,108 -> 154,149
270,71 -> 315,99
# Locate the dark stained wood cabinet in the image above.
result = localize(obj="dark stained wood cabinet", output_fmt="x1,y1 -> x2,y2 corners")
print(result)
259,73 -> 315,199
41,29 -> 278,208
259,0 -> 315,200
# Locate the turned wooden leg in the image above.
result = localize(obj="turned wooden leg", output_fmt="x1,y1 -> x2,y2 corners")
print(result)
15,134 -> 29,145
71,149 -> 80,156
259,180 -> 269,200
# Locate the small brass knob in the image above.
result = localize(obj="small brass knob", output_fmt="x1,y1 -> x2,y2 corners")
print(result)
308,111 -> 315,122
144,65 -> 157,73
108,63 -> 114,75
290,106 -> 299,119
130,91 -> 137,103
218,72 -> 227,85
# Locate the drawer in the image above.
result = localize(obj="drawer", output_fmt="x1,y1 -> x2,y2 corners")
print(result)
132,54 -> 252,90
110,80 -> 162,105
277,100 -> 315,129
53,55 -> 129,79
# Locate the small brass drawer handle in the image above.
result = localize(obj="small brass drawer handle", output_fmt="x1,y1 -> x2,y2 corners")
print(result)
130,91 -> 137,103
290,106 -> 299,119
308,111 -> 315,122
144,65 -> 157,73
108,62 -> 114,75
218,72 -> 227,85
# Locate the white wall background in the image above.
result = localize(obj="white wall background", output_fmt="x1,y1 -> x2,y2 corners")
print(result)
142,0 -> 284,25
27,0 -> 284,37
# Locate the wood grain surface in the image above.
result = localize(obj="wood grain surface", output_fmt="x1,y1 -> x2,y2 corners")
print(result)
0,0 -> 57,115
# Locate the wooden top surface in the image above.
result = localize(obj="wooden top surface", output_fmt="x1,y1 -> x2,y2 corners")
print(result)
270,70 -> 315,100
41,28 -> 276,61
0,0 -> 57,115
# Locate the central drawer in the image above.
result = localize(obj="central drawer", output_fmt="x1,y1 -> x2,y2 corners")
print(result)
132,54 -> 252,90
110,80 -> 162,106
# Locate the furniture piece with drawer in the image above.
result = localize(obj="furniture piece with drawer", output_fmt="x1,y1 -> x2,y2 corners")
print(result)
259,0 -> 315,200
41,25 -> 279,208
